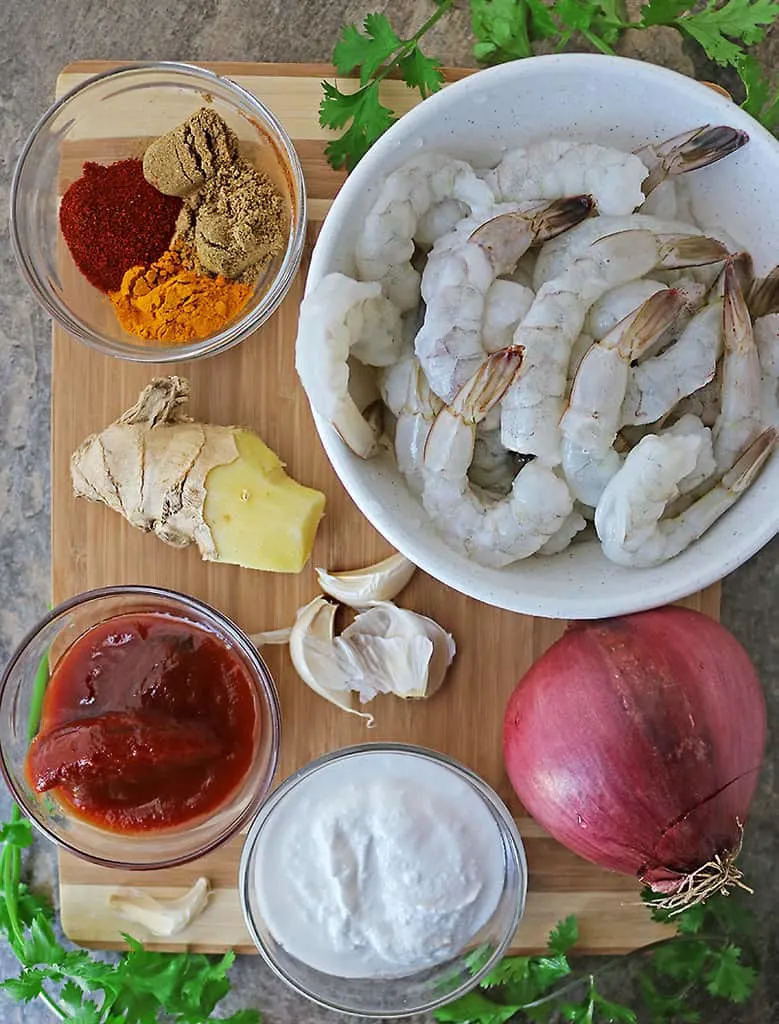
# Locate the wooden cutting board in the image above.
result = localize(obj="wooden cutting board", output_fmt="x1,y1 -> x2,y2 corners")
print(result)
51,61 -> 720,955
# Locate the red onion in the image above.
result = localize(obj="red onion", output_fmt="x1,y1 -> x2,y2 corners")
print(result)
503,607 -> 766,909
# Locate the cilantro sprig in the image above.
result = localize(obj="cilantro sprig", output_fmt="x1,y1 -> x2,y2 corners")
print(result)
434,894 -> 757,1024
321,0 -> 779,171
0,807 -> 258,1023
319,2 -> 453,170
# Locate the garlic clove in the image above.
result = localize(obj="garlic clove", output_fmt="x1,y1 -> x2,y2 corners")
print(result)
109,877 -> 210,937
334,634 -> 434,701
340,602 -> 455,698
315,552 -> 416,609
249,626 -> 292,647
289,597 -> 373,724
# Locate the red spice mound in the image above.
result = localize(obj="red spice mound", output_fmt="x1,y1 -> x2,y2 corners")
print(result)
59,158 -> 182,293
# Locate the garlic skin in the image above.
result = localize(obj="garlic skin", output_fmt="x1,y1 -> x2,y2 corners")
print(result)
249,626 -> 292,647
315,552 -> 416,609
288,597 -> 373,723
338,603 -> 455,701
109,877 -> 210,937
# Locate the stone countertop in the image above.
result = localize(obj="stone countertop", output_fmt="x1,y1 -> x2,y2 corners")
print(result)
0,3 -> 777,1022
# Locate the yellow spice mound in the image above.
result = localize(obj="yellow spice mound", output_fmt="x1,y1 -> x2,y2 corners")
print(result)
110,249 -> 252,344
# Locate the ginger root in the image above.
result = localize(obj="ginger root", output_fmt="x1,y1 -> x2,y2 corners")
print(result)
71,376 -> 325,573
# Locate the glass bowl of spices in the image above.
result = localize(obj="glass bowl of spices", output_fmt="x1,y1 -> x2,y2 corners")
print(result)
0,586 -> 281,869
239,743 -> 527,1018
10,62 -> 306,362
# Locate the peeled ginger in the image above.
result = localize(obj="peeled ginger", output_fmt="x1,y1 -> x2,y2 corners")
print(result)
71,376 -> 325,573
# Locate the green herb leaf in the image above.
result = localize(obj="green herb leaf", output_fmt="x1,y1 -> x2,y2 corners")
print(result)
471,0 -> 535,62
705,944 -> 758,1002
549,915 -> 579,955
333,12 -> 403,84
639,0 -> 696,26
0,820 -> 34,848
0,970 -> 46,1002
320,80 -> 397,171
396,44 -> 445,97
434,989 -> 522,1024
675,0 -> 779,66
591,989 -> 637,1022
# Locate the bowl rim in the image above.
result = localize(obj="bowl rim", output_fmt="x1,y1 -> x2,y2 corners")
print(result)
0,584 -> 282,870
238,741 -> 527,1018
305,52 -> 779,619
9,60 -> 307,363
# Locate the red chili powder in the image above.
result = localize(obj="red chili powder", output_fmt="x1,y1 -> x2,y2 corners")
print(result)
59,159 -> 183,293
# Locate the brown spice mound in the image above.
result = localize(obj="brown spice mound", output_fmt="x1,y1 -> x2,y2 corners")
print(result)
176,160 -> 287,280
110,248 -> 252,343
142,107 -> 239,197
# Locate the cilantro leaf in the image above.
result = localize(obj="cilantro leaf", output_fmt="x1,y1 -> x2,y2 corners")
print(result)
638,974 -> 701,1023
333,12 -> 403,84
675,0 -> 779,67
639,0 -> 696,26
0,820 -> 33,848
705,944 -> 758,1002
651,939 -> 710,979
396,44 -> 445,97
592,990 -> 638,1022
471,0 -> 536,62
549,915 -> 579,955
434,989 -> 522,1024
0,970 -> 46,1002
320,80 -> 396,171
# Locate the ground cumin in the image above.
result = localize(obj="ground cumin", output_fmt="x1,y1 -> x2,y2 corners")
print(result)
110,249 -> 252,344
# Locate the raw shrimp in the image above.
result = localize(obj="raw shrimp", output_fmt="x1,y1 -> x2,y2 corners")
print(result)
755,315 -> 779,378
483,280 -> 534,352
379,354 -> 442,495
355,153 -> 495,312
421,349 -> 574,567
713,263 -> 763,472
533,214 -> 704,288
662,414 -> 717,494
585,279 -> 667,340
500,230 -> 730,464
469,426 -> 523,495
567,333 -> 595,392
415,197 -> 593,402
561,289 -> 686,507
486,139 -> 647,215
639,180 -> 679,219
296,273 -> 403,458
537,509 -> 588,555
595,427 -> 776,568
673,376 -> 722,427
620,300 -> 723,426
415,199 -> 468,247
636,125 -> 749,195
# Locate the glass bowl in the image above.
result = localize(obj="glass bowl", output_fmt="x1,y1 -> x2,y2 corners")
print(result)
0,586 -> 281,869
239,743 -> 527,1018
10,62 -> 306,362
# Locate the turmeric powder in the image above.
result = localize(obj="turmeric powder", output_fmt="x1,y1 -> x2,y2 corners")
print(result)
110,249 -> 252,343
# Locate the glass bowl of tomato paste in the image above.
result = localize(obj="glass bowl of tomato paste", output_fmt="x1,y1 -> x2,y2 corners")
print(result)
0,586 -> 281,869
10,62 -> 306,362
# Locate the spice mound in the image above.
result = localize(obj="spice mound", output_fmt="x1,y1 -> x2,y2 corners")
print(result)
59,159 -> 182,293
111,249 -> 252,343
25,611 -> 259,833
59,107 -> 289,345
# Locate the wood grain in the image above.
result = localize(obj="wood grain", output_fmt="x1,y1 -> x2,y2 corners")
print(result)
52,61 -> 720,955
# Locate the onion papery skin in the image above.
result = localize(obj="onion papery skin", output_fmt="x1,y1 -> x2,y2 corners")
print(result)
503,607 -> 766,891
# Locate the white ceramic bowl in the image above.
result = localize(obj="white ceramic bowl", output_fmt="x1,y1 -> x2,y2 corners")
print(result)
307,54 -> 779,619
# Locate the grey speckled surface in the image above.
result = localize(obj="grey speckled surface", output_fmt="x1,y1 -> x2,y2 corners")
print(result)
0,3 -> 777,1022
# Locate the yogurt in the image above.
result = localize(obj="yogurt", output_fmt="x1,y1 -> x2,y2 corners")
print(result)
249,750 -> 506,978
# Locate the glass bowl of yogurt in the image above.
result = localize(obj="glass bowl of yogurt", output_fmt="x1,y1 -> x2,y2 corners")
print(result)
238,743 -> 527,1017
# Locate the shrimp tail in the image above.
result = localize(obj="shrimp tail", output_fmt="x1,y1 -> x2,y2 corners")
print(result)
723,260 -> 752,345
655,233 -> 730,268
721,426 -> 777,493
469,195 -> 595,266
748,264 -> 779,319
640,125 -> 749,194
424,347 -> 524,472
